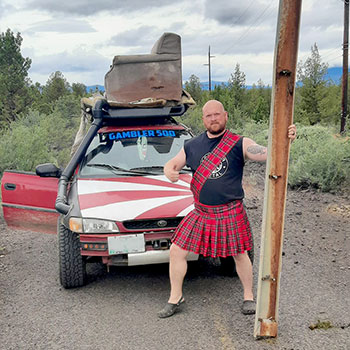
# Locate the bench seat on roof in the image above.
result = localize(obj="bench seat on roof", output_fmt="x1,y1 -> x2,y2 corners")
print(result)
104,32 -> 182,103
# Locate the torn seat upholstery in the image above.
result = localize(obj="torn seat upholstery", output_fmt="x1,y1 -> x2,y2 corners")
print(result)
104,32 -> 182,103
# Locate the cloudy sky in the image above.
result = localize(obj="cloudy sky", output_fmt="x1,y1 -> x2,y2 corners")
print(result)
0,0 -> 344,87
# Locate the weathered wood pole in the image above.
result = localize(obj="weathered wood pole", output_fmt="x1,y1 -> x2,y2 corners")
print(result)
340,0 -> 349,134
254,0 -> 302,339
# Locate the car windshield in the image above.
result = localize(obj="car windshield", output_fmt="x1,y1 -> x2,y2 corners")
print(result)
79,127 -> 192,177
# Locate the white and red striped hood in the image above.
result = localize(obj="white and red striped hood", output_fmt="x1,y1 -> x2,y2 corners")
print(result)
77,174 -> 194,221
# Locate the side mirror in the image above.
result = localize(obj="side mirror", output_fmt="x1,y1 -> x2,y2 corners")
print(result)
36,163 -> 62,178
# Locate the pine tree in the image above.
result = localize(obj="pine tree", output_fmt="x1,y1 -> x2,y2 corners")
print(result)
228,63 -> 246,109
41,71 -> 71,112
296,43 -> 329,125
72,82 -> 87,97
184,74 -> 202,103
0,29 -> 32,126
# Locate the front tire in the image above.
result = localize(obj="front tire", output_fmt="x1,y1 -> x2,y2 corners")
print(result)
58,219 -> 87,288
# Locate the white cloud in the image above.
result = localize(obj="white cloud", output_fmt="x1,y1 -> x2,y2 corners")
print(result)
25,0 -> 176,16
28,49 -> 111,86
108,26 -> 160,50
0,0 -> 345,86
26,19 -> 96,33
204,0 -> 277,27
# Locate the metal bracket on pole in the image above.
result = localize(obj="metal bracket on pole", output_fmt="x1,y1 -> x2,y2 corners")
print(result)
279,70 -> 291,76
254,0 -> 302,339
269,174 -> 281,180
261,275 -> 277,282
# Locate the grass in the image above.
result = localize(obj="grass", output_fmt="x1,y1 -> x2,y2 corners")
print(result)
309,320 -> 333,330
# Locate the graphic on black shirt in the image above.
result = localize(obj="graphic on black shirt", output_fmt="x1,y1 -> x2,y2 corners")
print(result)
184,132 -> 244,205
201,153 -> 229,179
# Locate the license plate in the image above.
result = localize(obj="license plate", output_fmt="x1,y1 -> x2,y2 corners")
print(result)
108,234 -> 145,255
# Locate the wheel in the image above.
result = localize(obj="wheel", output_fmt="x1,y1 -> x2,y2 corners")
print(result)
219,243 -> 254,277
58,218 -> 87,288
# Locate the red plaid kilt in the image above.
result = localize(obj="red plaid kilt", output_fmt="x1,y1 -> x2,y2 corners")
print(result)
172,200 -> 252,257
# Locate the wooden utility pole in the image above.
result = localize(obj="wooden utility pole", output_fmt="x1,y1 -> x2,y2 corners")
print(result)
204,46 -> 215,91
254,0 -> 302,339
341,0 -> 349,134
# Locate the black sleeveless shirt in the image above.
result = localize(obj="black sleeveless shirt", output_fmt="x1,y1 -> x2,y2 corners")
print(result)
184,131 -> 245,205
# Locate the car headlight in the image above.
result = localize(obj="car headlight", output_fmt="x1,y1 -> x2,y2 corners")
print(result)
69,218 -> 119,233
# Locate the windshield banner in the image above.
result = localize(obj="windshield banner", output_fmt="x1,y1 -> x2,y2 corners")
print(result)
101,130 -> 176,141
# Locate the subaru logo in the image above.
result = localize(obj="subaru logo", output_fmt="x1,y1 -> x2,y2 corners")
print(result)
157,220 -> 167,228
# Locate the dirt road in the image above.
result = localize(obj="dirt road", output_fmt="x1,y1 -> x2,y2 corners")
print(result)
1,164 -> 349,349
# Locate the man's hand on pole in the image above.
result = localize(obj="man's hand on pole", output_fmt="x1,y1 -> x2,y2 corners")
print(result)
288,124 -> 297,142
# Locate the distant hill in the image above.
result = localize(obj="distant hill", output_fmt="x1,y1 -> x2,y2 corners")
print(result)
199,81 -> 228,90
200,67 -> 345,89
86,85 -> 105,93
324,67 -> 342,84
86,67 -> 344,93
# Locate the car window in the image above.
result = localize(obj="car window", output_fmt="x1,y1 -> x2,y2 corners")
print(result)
79,128 -> 192,177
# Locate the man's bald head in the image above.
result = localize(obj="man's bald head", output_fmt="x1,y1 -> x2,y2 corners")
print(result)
202,100 -> 228,137
202,100 -> 225,114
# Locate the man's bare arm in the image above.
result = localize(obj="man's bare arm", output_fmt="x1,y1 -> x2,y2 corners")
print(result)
243,124 -> 297,162
164,148 -> 187,182
243,138 -> 267,162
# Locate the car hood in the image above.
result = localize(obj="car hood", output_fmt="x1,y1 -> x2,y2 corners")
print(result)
77,174 -> 194,222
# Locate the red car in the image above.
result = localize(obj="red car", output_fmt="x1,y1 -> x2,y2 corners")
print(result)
1,100 -> 199,288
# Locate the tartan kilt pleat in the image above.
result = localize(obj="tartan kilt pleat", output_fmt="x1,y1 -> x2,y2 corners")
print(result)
172,200 -> 252,258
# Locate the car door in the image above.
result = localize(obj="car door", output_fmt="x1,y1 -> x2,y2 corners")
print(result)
1,171 -> 59,234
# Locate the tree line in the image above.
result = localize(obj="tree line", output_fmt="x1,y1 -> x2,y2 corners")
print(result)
182,43 -> 341,132
0,29 -> 89,128
0,28 -> 349,192
0,28 -> 343,130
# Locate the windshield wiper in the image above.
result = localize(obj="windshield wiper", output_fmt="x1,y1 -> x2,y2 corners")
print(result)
86,163 -> 159,176
131,166 -> 164,171
131,166 -> 192,174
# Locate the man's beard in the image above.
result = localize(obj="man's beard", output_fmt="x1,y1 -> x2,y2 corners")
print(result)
207,124 -> 225,135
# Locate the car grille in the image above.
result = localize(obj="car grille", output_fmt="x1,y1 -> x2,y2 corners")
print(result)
123,217 -> 183,230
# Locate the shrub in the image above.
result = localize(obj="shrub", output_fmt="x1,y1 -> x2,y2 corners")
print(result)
232,119 -> 269,146
288,125 -> 350,191
176,106 -> 205,136
0,104 -> 80,174
234,121 -> 350,192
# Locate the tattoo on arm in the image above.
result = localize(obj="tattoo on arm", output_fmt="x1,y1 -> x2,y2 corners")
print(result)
247,145 -> 267,155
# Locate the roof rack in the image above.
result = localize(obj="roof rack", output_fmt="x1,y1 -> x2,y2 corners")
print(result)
105,104 -> 187,119
55,99 -> 189,215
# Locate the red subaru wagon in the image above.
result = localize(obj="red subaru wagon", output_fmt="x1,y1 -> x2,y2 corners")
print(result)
1,100 -> 199,288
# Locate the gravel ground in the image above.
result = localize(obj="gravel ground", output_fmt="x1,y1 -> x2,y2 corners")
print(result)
0,163 -> 349,350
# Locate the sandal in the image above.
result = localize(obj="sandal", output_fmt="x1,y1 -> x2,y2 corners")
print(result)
157,296 -> 185,318
242,300 -> 256,315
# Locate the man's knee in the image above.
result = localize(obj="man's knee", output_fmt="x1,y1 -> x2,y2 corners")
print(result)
170,243 -> 189,260
233,251 -> 249,263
